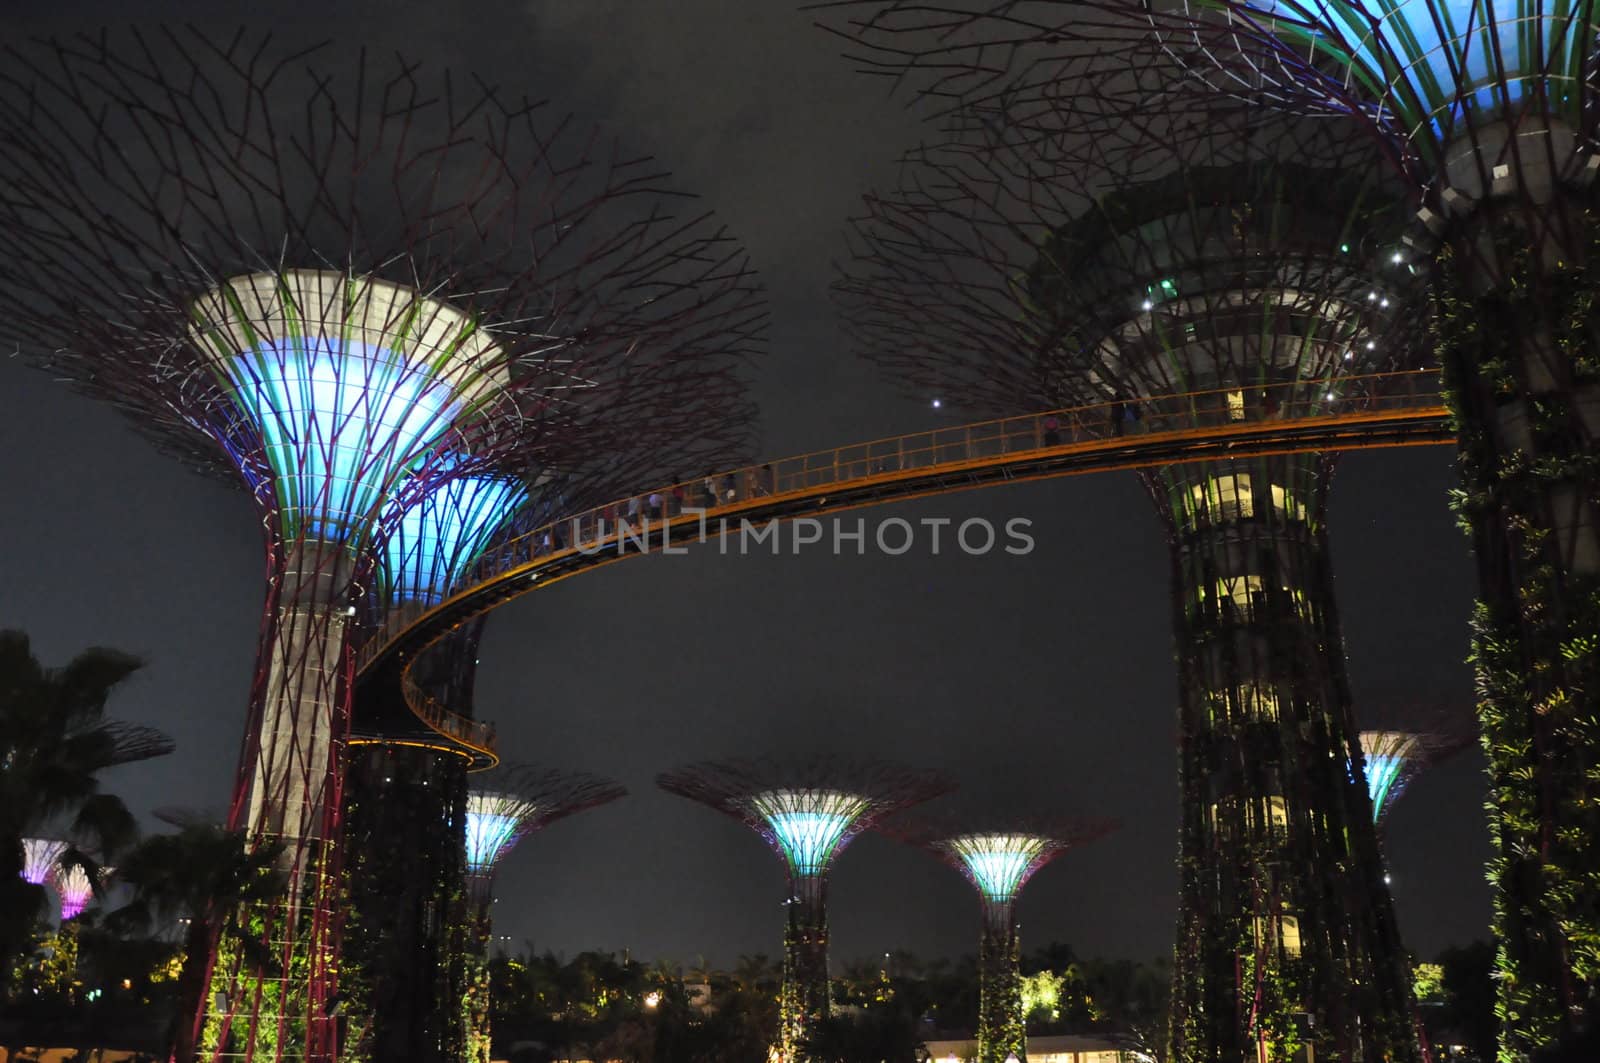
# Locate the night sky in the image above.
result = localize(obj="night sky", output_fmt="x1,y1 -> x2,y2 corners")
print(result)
1,2 -> 1488,971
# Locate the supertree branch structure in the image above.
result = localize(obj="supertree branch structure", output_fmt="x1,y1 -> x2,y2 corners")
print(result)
835,45 -> 1428,1062
886,816 -> 1114,1063
459,764 -> 625,1063
657,755 -> 954,1061
0,29 -> 761,1063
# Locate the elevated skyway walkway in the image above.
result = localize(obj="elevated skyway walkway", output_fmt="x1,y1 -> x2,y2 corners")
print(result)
352,369 -> 1453,766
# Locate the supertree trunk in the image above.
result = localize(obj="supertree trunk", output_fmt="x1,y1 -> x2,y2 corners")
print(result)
1157,454 -> 1418,1063
782,874 -> 831,1061
340,742 -> 470,1063
462,888 -> 494,1063
198,537 -> 358,1062
1435,189 -> 1600,1052
976,904 -> 1024,1063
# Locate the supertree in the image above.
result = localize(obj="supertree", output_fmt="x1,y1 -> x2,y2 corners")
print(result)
460,764 -> 626,1063
884,816 -> 1115,1063
837,0 -> 1600,1051
657,755 -> 954,1061
0,29 -> 761,1062
340,473 -> 674,1063
1163,5 -> 1600,1049
20,839 -> 68,887
833,36 -> 1429,1062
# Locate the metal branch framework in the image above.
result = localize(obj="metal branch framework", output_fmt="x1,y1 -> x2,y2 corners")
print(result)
835,33 -> 1426,1063
460,763 -> 625,1063
658,755 -> 953,1061
0,28 -> 761,1063
885,815 -> 1114,1063
96,720 -> 180,766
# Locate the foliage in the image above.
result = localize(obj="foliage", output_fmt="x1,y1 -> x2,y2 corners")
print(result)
0,630 -> 149,985
1413,962 -> 1447,1005
105,823 -> 286,1059
1434,219 -> 1600,1060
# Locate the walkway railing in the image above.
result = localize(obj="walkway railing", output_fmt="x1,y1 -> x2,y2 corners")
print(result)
360,368 -> 1449,759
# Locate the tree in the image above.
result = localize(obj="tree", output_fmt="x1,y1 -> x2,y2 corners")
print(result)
104,824 -> 286,1060
0,630 -> 156,981
799,1008 -> 923,1063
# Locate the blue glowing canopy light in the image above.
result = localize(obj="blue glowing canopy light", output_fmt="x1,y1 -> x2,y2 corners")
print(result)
1366,754 -> 1407,819
384,476 -> 529,604
751,790 -> 872,878
1359,730 -> 1423,822
1249,0 -> 1592,137
465,807 -> 523,872
946,834 -> 1053,904
190,271 -> 506,544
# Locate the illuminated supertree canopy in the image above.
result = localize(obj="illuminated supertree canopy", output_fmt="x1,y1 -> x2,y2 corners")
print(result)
0,28 -> 760,1063
50,862 -> 96,922
20,839 -> 67,887
658,755 -> 953,1062
1356,704 -> 1477,827
464,764 -> 627,889
832,30 -> 1425,1063
886,816 -> 1114,1063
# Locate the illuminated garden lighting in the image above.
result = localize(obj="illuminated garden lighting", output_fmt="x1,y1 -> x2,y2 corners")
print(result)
888,817 -> 1114,1063
0,28 -> 759,1062
20,839 -> 66,886
659,755 -> 952,1061
464,805 -> 523,873
833,34 -> 1428,1061
750,791 -> 872,877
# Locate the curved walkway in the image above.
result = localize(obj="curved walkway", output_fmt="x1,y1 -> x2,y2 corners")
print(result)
354,370 -> 1453,767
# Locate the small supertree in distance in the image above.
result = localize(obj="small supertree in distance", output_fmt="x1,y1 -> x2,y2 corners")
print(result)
834,33 -> 1428,1063
460,764 -> 626,1063
657,755 -> 954,1062
0,29 -> 760,1062
20,839 -> 68,887
50,862 -> 97,922
884,815 -> 1115,1063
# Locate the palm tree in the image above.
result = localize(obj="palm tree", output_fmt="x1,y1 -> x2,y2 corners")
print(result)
0,629 -> 169,981
105,823 -> 286,1060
